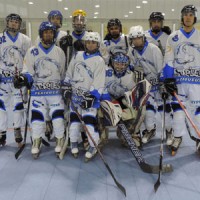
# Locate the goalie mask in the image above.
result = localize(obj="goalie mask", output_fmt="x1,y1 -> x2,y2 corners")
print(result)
111,52 -> 130,78
39,21 -> 57,47
149,12 -> 164,34
84,32 -> 101,54
6,13 -> 22,33
181,5 -> 197,25
48,10 -> 63,29
72,9 -> 87,33
128,25 -> 145,51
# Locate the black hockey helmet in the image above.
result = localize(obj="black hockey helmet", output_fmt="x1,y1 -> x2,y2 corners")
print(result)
5,13 -> 22,32
107,18 -> 122,32
149,12 -> 164,21
181,5 -> 197,24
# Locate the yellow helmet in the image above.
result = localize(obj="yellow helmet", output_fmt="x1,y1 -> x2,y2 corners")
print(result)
72,9 -> 87,17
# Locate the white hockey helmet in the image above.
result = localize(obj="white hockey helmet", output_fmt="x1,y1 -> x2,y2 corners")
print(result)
128,25 -> 145,39
85,32 -> 101,43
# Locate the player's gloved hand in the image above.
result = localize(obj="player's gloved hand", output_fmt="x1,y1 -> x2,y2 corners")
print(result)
59,34 -> 73,51
81,93 -> 95,109
161,26 -> 171,35
13,74 -> 29,89
61,83 -> 72,105
164,78 -> 177,96
159,82 -> 169,100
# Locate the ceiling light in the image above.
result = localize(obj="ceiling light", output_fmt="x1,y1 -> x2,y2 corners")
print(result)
28,2 -> 33,4
124,15 -> 128,18
162,13 -> 165,16
70,16 -> 72,18
95,5 -> 100,8
136,6 -> 141,9
129,11 -> 133,14
171,9 -> 175,12
58,0 -> 62,2
94,16 -> 97,19
64,7 -> 68,10
94,12 -> 99,15
43,11 -> 48,14
142,1 -> 148,4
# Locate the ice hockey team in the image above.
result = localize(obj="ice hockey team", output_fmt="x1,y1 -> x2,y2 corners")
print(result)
0,4 -> 200,161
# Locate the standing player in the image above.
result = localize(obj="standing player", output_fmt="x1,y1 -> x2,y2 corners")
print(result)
35,10 -> 66,47
62,32 -> 106,161
145,12 -> 171,55
128,25 -> 173,145
163,5 -> 200,155
100,18 -> 129,65
60,9 -> 88,66
13,22 -> 66,158
0,13 -> 31,147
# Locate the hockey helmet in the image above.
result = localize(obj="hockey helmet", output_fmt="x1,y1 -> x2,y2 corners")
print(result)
39,21 -> 57,46
107,18 -> 122,33
85,32 -> 101,54
72,9 -> 87,32
48,10 -> 63,28
111,52 -> 130,78
181,5 -> 197,24
149,12 -> 164,21
6,13 -> 22,33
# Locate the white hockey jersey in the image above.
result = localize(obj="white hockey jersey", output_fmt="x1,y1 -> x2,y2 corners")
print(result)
22,43 -> 66,96
164,27 -> 200,85
0,31 -> 31,83
145,30 -> 168,55
64,51 -> 106,108
128,41 -> 163,90
102,65 -> 136,100
100,35 -> 129,65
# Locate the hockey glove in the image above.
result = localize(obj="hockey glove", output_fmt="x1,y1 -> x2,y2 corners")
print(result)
159,82 -> 169,100
60,34 -> 73,51
13,74 -> 30,89
161,26 -> 172,35
61,83 -> 72,105
164,78 -> 177,96
81,93 -> 95,109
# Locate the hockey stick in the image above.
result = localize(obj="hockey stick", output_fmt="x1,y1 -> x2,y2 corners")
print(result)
118,122 -> 173,174
173,92 -> 200,138
154,93 -> 167,192
71,103 -> 126,197
15,90 -> 31,159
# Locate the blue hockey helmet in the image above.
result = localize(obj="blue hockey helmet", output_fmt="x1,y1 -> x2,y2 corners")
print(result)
111,52 -> 130,78
48,10 -> 63,27
39,21 -> 57,46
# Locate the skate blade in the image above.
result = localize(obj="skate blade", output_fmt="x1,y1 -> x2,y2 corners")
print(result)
32,152 -> 40,159
72,153 -> 78,158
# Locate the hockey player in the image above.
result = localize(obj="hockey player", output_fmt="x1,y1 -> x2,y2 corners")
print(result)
100,52 -> 144,147
100,18 -> 129,65
0,13 -> 31,147
35,10 -> 66,47
62,32 -> 106,161
162,5 -> 200,155
128,25 -> 173,145
13,21 -> 66,158
60,9 -> 88,66
145,12 -> 171,55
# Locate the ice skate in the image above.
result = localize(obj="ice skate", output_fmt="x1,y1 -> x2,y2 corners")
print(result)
196,142 -> 200,154
171,137 -> 182,156
31,137 -> 42,159
14,128 -> 23,148
0,132 -> 6,146
85,146 -> 97,162
166,128 -> 174,146
55,136 -> 65,156
142,128 -> 156,144
71,142 -> 79,158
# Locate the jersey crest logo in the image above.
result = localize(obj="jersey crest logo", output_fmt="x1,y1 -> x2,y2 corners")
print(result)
172,35 -> 179,42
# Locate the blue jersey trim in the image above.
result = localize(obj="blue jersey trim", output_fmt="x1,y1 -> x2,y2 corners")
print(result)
6,31 -> 19,43
180,27 -> 195,39
149,30 -> 163,40
39,43 -> 55,54
162,64 -> 174,79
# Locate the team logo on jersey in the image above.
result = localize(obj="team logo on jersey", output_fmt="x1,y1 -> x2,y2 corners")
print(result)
2,46 -> 23,67
172,35 -> 179,42
35,57 -> 60,79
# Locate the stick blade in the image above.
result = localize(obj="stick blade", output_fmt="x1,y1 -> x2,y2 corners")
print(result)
141,163 -> 173,174
154,180 -> 161,192
15,143 -> 26,159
